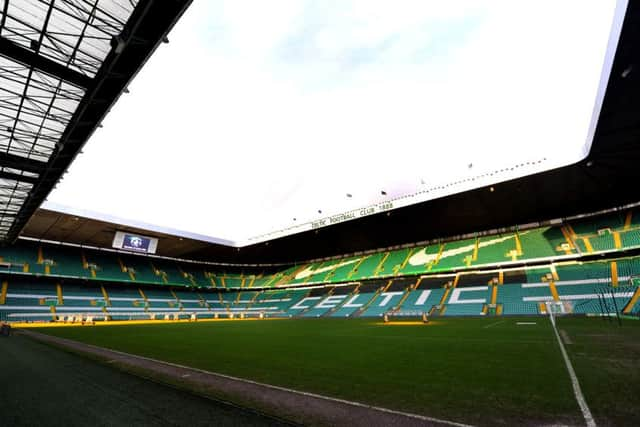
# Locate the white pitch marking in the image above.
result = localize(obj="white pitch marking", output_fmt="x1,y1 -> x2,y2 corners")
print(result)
35,333 -> 475,427
516,322 -> 537,325
559,330 -> 573,345
482,320 -> 505,329
548,316 -> 596,427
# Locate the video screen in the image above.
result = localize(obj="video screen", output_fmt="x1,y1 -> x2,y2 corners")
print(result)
122,234 -> 151,252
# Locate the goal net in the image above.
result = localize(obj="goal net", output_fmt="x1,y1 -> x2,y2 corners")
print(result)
545,301 -> 572,327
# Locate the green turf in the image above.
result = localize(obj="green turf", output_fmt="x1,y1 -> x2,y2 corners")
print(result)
29,317 -> 603,426
555,316 -> 640,427
0,334 -> 286,426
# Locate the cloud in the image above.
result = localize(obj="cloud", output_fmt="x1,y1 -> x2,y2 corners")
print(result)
46,0 -> 623,244
273,1 -> 485,90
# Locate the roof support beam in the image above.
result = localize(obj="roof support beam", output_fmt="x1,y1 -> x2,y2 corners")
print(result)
3,0 -> 193,244
0,171 -> 38,185
0,37 -> 92,89
0,1 -> 9,35
0,151 -> 47,174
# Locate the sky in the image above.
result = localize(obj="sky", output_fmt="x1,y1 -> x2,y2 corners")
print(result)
45,0 -> 625,246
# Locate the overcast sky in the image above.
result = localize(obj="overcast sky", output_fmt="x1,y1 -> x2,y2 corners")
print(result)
45,0 -> 624,245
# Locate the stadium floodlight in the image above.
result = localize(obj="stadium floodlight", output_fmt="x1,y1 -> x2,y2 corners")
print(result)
111,36 -> 126,54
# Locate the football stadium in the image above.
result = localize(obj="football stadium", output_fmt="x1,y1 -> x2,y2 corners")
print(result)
1,1 -> 640,426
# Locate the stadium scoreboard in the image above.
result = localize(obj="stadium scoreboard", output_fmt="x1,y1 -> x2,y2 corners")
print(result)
112,231 -> 158,254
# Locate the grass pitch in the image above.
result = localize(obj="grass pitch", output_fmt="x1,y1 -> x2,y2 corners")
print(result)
1,333 -> 286,426
31,316 -> 640,426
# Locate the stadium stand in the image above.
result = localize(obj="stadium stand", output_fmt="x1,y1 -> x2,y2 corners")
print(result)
502,269 -> 528,285
396,287 -> 446,313
441,303 -> 485,316
349,253 -> 386,280
2,259 -> 638,321
47,246 -> 86,278
324,256 -> 361,283
151,260 -> 192,286
620,229 -> 640,249
498,284 -> 540,315
376,248 -> 410,276
570,212 -> 625,235
3,210 -> 640,322
517,227 -> 572,259
85,248 -> 129,281
433,238 -> 476,271
398,245 -> 441,275
120,255 -> 161,284
358,286 -> 406,317
0,241 -> 43,274
3,209 -> 640,290
475,234 -> 518,265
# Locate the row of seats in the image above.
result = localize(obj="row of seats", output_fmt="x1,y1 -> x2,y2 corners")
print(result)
2,209 -> 640,288
0,240 -> 275,289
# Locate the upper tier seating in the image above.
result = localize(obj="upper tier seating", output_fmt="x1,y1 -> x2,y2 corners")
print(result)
434,238 -> 477,272
570,212 -> 625,234
120,255 -> 159,284
398,245 -> 441,275
620,229 -> 640,249
85,249 -> 129,281
1,208 -> 640,289
474,234 -> 518,265
49,245 -> 86,277
518,227 -> 573,259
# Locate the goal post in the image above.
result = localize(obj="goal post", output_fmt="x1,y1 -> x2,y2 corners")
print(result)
545,302 -> 559,327
545,301 -> 572,327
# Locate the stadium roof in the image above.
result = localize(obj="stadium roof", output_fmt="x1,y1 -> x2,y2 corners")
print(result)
42,0 -> 628,246
8,0 -> 640,265
19,0 -> 640,265
0,0 -> 191,242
